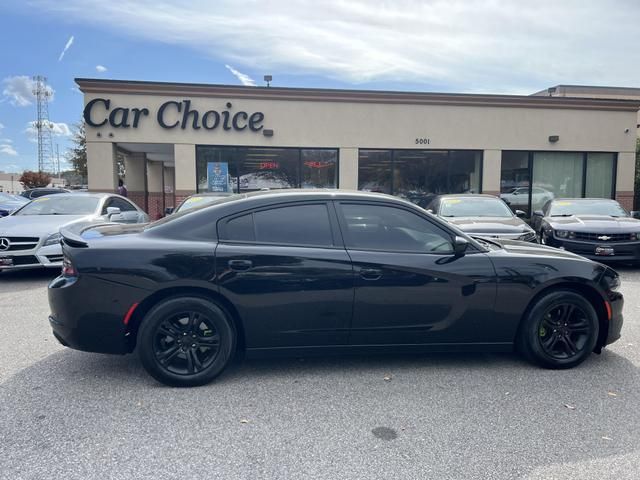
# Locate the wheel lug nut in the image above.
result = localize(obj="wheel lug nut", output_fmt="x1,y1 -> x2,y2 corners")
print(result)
192,334 -> 196,338
192,344 -> 196,348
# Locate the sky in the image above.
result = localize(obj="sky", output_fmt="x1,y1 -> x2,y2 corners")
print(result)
0,0 -> 639,173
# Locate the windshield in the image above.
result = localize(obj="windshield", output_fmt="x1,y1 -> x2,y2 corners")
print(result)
549,200 -> 627,217
176,195 -> 225,213
14,196 -> 99,216
440,197 -> 513,217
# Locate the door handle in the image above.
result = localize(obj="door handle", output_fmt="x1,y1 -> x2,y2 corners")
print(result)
360,268 -> 382,281
228,259 -> 253,271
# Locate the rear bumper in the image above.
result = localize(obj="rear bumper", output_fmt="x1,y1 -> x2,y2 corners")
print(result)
48,274 -> 146,354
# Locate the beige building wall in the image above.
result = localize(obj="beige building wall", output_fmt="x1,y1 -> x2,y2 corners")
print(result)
78,80 -> 639,212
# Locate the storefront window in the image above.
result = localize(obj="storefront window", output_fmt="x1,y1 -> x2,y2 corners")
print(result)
585,153 -> 615,198
500,151 -> 531,215
358,150 -> 392,194
301,149 -> 338,188
532,152 -> 583,213
358,149 -> 482,207
500,151 -> 616,216
196,146 -> 338,193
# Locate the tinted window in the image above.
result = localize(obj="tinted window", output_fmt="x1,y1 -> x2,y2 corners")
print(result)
224,214 -> 255,242
254,204 -> 333,246
341,203 -> 453,253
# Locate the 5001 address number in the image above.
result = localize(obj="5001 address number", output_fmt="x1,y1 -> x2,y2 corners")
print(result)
415,138 -> 430,145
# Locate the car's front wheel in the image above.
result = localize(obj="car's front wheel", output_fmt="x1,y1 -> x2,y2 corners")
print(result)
517,290 -> 599,369
137,296 -> 236,387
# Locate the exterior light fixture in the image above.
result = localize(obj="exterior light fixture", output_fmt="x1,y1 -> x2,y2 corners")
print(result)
263,129 -> 274,137
548,135 -> 559,143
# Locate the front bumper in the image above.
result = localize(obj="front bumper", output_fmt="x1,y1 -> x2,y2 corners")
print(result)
48,274 -> 146,354
547,237 -> 640,262
604,290 -> 624,346
0,243 -> 64,271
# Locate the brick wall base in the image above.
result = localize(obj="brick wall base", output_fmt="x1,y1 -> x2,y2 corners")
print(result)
616,191 -> 634,211
127,191 -> 147,212
147,192 -> 165,220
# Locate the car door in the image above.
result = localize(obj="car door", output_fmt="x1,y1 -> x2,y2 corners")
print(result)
215,201 -> 354,349
335,201 -> 498,346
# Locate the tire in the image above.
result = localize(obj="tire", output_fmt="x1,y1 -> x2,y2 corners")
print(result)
137,296 -> 236,387
517,290 -> 599,369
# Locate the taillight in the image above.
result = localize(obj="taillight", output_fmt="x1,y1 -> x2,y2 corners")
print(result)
62,255 -> 78,277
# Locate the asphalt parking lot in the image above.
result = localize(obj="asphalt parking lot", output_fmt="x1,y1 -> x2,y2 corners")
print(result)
1,268 -> 639,480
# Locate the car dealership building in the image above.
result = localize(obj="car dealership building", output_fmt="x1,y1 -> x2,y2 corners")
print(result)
77,78 -> 639,219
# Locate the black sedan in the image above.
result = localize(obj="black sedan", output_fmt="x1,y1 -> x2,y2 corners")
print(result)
48,190 -> 623,387
425,194 -> 537,242
533,198 -> 640,263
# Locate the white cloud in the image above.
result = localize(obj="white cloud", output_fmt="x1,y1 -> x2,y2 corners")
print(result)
58,35 -> 74,61
25,121 -> 72,143
0,122 -> 4,129
2,76 -> 55,107
95,65 -> 108,73
0,144 -> 17,156
26,0 -> 640,93
224,64 -> 255,86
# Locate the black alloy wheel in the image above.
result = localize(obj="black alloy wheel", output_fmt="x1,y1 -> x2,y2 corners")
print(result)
537,303 -> 591,360
517,290 -> 599,369
154,311 -> 221,375
138,296 -> 236,387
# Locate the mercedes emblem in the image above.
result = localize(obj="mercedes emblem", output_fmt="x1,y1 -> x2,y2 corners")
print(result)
0,238 -> 10,251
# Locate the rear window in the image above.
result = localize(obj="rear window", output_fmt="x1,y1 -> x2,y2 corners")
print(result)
221,203 -> 334,247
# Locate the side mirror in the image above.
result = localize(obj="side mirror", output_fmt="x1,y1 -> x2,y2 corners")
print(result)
106,206 -> 121,219
165,207 -> 175,215
631,211 -> 640,219
453,236 -> 469,256
533,210 -> 544,217
515,209 -> 526,218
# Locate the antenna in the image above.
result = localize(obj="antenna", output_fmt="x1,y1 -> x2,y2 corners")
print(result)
32,75 -> 55,173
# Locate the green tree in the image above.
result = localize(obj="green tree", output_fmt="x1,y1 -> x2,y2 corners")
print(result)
67,119 -> 87,181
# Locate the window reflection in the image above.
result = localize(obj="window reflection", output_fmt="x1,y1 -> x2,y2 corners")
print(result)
358,150 -> 392,194
358,149 -> 482,207
196,147 -> 338,193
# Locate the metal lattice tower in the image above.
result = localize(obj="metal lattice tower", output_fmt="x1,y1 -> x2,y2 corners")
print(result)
32,75 -> 55,173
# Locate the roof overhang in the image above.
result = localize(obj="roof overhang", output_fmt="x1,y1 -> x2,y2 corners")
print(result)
75,78 -> 640,112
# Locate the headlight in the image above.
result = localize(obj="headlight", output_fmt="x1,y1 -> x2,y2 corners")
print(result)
518,231 -> 537,241
554,230 -> 575,239
601,269 -> 621,291
43,232 -> 62,247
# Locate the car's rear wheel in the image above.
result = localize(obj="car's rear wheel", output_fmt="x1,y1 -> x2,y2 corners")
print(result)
138,296 -> 236,387
517,290 -> 598,369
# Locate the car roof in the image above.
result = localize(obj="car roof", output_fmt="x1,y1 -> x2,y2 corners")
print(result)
434,194 -> 502,200
550,198 -> 619,202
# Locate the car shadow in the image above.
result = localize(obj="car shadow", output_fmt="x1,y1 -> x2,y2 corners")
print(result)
1,347 -> 638,478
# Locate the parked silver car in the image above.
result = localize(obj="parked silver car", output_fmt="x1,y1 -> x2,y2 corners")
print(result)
0,193 -> 148,271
